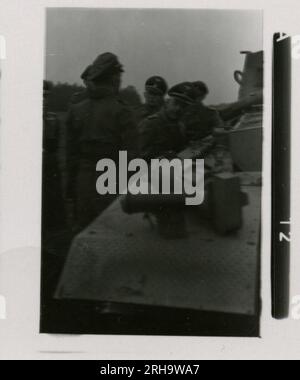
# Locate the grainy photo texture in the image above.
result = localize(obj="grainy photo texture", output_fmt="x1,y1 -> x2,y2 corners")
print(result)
41,8 -> 263,337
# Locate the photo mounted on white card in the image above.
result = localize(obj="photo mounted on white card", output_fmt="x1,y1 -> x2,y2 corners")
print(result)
40,7 -> 264,337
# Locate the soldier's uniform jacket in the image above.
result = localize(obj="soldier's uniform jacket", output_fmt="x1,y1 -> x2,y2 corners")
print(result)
182,103 -> 224,141
139,109 -> 185,161
66,86 -> 138,196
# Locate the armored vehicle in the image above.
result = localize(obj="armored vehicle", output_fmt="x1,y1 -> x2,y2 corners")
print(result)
54,51 -> 263,337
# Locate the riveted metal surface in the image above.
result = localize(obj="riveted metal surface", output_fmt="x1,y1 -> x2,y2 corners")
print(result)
56,186 -> 261,316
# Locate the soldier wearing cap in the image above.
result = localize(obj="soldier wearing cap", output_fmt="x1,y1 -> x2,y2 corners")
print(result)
182,81 -> 224,142
66,52 -> 137,230
135,76 -> 168,124
139,82 -> 197,239
42,80 -> 65,232
139,82 -> 196,161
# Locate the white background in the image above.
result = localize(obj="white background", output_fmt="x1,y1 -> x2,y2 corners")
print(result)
0,0 -> 300,360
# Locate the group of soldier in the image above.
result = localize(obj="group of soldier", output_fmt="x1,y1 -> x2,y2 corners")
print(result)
43,52 -> 225,238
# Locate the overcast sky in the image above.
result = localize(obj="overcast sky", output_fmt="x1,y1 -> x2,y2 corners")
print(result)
46,8 -> 263,105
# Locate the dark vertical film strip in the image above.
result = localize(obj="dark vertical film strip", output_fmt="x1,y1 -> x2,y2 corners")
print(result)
272,33 -> 292,319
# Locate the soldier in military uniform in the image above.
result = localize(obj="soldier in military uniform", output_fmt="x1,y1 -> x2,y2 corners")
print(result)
182,81 -> 224,142
42,80 -> 65,232
66,52 -> 137,230
183,81 -> 233,175
135,76 -> 168,125
139,82 -> 198,161
139,82 -> 197,239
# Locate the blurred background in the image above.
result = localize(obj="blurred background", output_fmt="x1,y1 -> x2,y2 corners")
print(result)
45,8 -> 263,110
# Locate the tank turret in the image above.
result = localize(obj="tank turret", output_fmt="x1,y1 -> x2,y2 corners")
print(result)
229,51 -> 263,171
234,50 -> 263,100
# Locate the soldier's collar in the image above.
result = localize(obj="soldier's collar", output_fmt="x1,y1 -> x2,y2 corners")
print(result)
87,85 -> 115,99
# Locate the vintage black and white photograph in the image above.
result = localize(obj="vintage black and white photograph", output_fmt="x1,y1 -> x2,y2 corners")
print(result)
41,7 -> 263,337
